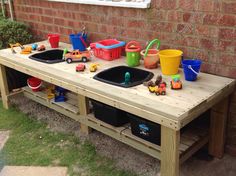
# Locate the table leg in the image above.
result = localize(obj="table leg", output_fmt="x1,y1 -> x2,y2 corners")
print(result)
78,94 -> 91,135
161,126 -> 180,176
0,65 -> 9,109
209,97 -> 229,158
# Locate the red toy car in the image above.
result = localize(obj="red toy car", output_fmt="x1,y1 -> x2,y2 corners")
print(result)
37,45 -> 46,51
76,63 -> 86,72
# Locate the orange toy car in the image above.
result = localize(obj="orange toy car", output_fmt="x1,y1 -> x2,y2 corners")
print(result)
65,50 -> 90,64
170,75 -> 182,90
148,82 -> 166,96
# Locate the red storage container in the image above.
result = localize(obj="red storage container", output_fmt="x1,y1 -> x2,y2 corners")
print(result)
90,39 -> 125,61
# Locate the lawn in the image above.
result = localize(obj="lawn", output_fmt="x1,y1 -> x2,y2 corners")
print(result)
0,101 -> 136,176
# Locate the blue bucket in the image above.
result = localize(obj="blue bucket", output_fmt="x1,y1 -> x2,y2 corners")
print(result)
182,59 -> 202,81
69,33 -> 87,51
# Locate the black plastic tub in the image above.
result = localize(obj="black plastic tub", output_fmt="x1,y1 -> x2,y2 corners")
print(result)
29,49 -> 64,64
128,113 -> 161,145
93,66 -> 154,88
91,100 -> 129,127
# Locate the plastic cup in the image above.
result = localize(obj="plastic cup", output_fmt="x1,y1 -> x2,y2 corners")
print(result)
48,34 -> 60,48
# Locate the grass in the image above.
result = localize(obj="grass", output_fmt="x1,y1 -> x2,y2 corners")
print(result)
0,101 -> 136,176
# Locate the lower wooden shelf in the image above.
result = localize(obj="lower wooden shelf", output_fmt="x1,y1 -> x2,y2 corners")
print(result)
22,86 -> 209,163
22,86 -> 80,121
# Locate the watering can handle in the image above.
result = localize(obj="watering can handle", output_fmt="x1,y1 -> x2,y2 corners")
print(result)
126,41 -> 141,50
144,39 -> 161,57
188,65 -> 199,75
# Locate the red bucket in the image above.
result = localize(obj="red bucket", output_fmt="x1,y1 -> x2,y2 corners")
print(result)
27,77 -> 42,92
48,34 -> 60,48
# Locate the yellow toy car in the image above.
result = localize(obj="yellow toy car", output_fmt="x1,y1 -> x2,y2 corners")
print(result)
89,63 -> 99,72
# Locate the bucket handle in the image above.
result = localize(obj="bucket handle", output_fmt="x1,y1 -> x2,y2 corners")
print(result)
188,65 -> 199,75
126,41 -> 141,50
80,36 -> 87,48
144,39 -> 161,57
27,80 -> 42,90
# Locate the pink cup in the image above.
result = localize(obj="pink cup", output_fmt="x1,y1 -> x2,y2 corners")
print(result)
48,34 -> 60,48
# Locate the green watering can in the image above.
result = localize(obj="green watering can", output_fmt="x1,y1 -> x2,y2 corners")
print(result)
125,41 -> 141,67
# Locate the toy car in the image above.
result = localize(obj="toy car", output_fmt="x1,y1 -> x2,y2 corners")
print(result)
89,63 -> 99,72
76,63 -> 86,72
64,50 -> 90,64
156,83 -> 166,95
148,83 -> 166,96
170,74 -> 182,90
37,45 -> 46,51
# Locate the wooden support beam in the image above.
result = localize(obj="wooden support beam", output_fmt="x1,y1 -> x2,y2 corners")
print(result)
161,126 -> 180,176
78,95 -> 91,135
209,97 -> 229,158
0,65 -> 9,109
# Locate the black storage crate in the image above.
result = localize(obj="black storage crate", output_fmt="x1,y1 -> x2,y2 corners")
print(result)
91,100 -> 129,127
128,113 -> 161,145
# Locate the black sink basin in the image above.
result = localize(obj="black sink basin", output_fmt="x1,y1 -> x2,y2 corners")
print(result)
94,66 -> 154,88
29,49 -> 64,64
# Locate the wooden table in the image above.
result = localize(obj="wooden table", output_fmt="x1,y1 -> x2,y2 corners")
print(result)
0,41 -> 235,176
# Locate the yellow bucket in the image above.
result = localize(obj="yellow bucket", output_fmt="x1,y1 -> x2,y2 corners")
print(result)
159,49 -> 183,75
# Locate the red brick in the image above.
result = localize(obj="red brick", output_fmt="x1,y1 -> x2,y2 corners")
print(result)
200,63 -> 216,74
215,66 -> 236,78
143,10 -> 167,21
223,2 -> 236,14
198,0 -> 221,12
219,54 -> 236,66
79,13 -> 93,22
219,28 -> 236,40
28,14 -> 40,21
54,18 -> 65,26
86,23 -> 98,33
124,29 -> 141,39
195,25 -> 219,38
110,17 -> 125,27
183,12 -> 203,23
200,38 -> 215,50
219,15 -> 236,27
127,20 -> 146,29
179,0 -> 196,10
203,13 -> 222,25
59,27 -> 73,35
158,0 -> 177,10
177,23 -> 194,34
217,40 -> 235,53
167,11 -> 182,22
148,22 -> 174,33
41,16 -> 53,23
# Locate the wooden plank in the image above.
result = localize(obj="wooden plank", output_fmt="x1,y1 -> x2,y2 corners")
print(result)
121,128 -> 161,151
180,81 -> 235,128
86,114 -> 161,159
78,95 -> 91,135
0,65 -> 9,109
51,101 -> 79,114
23,91 -> 80,122
209,97 -> 229,158
180,135 -> 209,164
161,126 -> 180,176
23,86 -> 79,114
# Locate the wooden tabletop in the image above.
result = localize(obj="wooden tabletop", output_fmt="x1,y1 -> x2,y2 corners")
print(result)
0,41 -> 235,130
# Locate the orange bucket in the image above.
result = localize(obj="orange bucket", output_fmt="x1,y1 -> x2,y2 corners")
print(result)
140,39 -> 160,69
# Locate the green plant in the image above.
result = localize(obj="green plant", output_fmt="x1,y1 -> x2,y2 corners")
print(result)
0,17 -> 32,49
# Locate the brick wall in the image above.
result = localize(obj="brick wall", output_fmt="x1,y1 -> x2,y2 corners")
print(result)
2,0 -> 236,154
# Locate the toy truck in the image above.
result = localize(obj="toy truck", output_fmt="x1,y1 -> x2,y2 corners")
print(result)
64,50 -> 90,64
